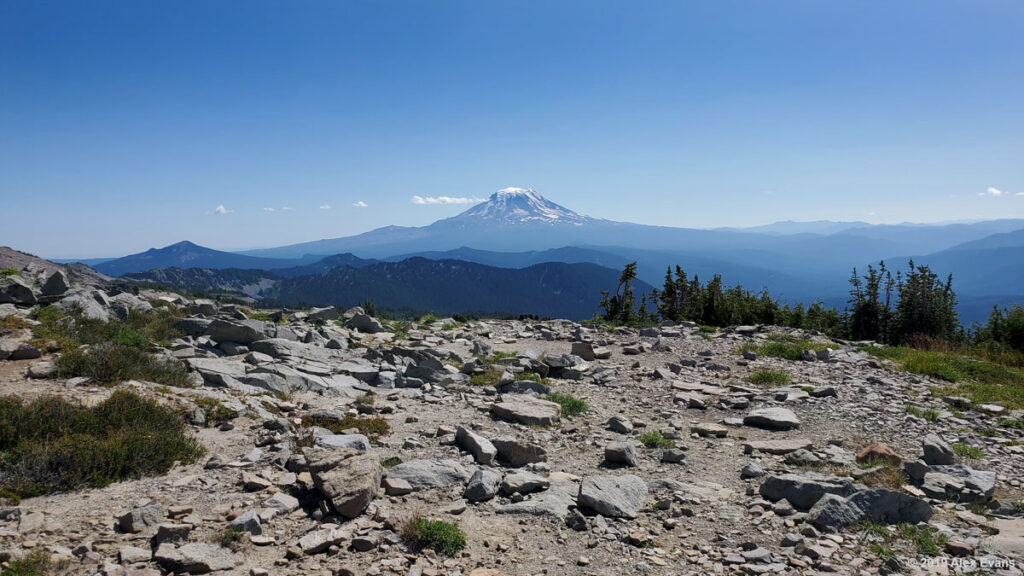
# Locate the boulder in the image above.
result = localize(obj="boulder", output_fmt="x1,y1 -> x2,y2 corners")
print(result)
456,427 -> 497,465
262,492 -> 300,515
386,459 -> 472,490
10,344 -> 41,361
744,407 -> 800,431
921,464 -> 996,503
604,441 -> 639,467
0,276 -> 36,305
55,288 -> 110,320
497,477 -> 579,521
571,342 -> 596,361
809,490 -> 932,530
383,477 -> 414,496
177,317 -> 213,337
108,292 -> 153,321
298,527 -> 348,555
307,306 -> 340,321
759,473 -> 858,510
119,545 -> 152,564
310,453 -> 382,518
922,434 -> 955,465
347,313 -> 385,333
41,270 -> 70,297
207,319 -> 267,345
315,434 -> 371,453
607,415 -> 633,434
465,469 -> 503,502
118,503 -> 165,534
228,510 -> 262,535
500,471 -> 550,495
490,396 -> 561,426
578,475 -> 648,519
492,436 -> 547,467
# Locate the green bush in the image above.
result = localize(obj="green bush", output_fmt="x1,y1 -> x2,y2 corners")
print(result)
0,315 -> 31,333
301,414 -> 391,440
0,391 -> 204,500
739,336 -> 827,361
896,524 -> 949,556
516,372 -> 543,383
2,549 -> 66,575
401,516 -> 466,557
865,346 -> 1024,409
56,344 -> 192,387
952,443 -> 983,460
547,392 -> 588,417
0,268 -> 18,277
214,526 -> 245,550
469,371 -> 500,387
745,369 -> 792,387
905,405 -> 940,422
638,430 -> 674,449
30,305 -> 184,352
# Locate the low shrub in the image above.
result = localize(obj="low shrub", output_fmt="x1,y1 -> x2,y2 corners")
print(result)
548,392 -> 588,417
952,443 -> 984,460
469,371 -> 500,387
401,516 -> 466,557
738,335 -> 827,361
0,268 -> 18,277
301,414 -> 391,440
857,464 -> 906,490
56,344 -> 192,387
745,369 -> 792,387
214,526 -> 245,550
905,405 -> 940,421
638,430 -> 674,449
516,372 -> 544,383
0,391 -> 204,500
0,315 -> 31,333
865,345 -> 1024,409
194,397 -> 238,426
2,549 -> 67,575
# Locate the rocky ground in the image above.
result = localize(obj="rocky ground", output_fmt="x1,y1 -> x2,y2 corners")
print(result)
1,259 -> 1023,576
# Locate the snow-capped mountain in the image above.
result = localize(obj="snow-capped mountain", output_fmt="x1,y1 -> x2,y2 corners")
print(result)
445,187 -> 593,226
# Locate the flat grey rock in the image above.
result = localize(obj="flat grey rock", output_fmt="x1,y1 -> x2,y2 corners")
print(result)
577,474 -> 648,519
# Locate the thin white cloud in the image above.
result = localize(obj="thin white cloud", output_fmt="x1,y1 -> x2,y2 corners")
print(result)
411,195 -> 483,205
1017,192 -> 1024,197
281,206 -> 292,211
263,207 -> 275,212
211,205 -> 232,215
319,204 -> 331,210
352,201 -> 368,208
987,186 -> 1004,196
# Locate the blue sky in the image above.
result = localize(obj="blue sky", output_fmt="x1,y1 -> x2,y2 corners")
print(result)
2,1 -> 1023,258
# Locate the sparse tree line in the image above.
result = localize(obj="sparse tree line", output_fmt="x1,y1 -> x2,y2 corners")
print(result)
599,260 -> 1024,354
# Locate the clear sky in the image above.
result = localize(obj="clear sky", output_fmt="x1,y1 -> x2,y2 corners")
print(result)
2,1 -> 1023,258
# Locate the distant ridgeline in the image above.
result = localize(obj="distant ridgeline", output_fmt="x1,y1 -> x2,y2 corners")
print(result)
600,260 -> 1024,354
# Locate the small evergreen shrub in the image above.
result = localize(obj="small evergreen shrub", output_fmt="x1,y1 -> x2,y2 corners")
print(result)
401,516 -> 466,557
0,391 -> 204,500
638,430 -> 674,449
745,369 -> 792,387
547,392 -> 588,417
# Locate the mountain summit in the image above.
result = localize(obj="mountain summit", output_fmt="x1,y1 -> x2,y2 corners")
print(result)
446,187 -> 592,226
